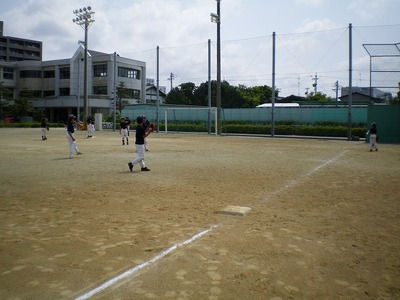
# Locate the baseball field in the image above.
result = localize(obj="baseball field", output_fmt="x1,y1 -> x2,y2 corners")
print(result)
0,127 -> 399,299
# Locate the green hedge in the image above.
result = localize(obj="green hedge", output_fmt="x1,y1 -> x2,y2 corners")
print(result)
162,123 -> 366,138
0,122 -> 366,138
0,122 -> 65,128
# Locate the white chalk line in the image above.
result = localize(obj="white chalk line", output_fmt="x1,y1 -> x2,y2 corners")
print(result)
260,150 -> 348,203
75,151 -> 347,299
75,224 -> 219,300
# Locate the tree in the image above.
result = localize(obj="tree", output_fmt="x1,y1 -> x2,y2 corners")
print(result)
165,80 -> 276,108
0,81 -> 13,119
116,82 -> 131,114
306,91 -> 331,101
237,85 -> 274,107
390,82 -> 400,105
193,82 -> 211,106
179,82 -> 197,105
165,82 -> 197,105
221,81 -> 243,108
11,88 -> 34,121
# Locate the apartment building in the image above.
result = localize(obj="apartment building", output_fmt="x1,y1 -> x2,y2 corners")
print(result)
0,46 -> 147,122
0,21 -> 42,62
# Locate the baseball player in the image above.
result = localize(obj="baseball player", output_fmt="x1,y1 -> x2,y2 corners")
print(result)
86,115 -> 95,138
119,117 -> 129,145
142,115 -> 150,151
41,117 -> 49,140
367,122 -> 378,152
128,116 -> 152,172
67,114 -> 83,159
125,117 -> 131,136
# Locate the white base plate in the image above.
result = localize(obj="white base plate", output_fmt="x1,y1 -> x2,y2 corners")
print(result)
217,205 -> 252,216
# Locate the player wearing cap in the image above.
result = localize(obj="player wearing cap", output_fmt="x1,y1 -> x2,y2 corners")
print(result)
367,122 -> 378,152
119,117 -> 129,145
66,114 -> 83,159
128,116 -> 152,172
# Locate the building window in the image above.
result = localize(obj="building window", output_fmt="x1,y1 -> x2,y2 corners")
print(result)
59,67 -> 70,79
20,70 -> 42,78
33,90 -> 42,98
3,67 -> 14,80
59,88 -> 70,96
118,67 -> 140,79
93,86 -> 107,95
94,64 -> 107,77
44,70 -> 55,78
126,89 -> 140,99
44,90 -> 55,97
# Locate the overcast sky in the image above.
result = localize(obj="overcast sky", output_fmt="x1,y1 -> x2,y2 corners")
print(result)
1,0 -> 399,97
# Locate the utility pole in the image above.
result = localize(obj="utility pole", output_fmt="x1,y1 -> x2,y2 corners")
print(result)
332,81 -> 339,101
297,75 -> 300,96
312,73 -> 319,93
167,72 -> 175,91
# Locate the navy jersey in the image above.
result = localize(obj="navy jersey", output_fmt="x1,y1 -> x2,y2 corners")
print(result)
41,119 -> 48,128
120,121 -> 128,129
370,124 -> 377,135
135,125 -> 146,145
67,121 -> 75,133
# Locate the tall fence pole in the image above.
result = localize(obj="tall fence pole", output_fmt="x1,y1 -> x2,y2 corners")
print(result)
208,39 -> 212,134
156,46 -> 160,132
271,32 -> 276,137
348,23 -> 353,140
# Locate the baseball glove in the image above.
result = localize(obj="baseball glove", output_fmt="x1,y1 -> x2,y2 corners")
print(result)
46,127 -> 49,131
76,121 -> 84,130
148,123 -> 155,132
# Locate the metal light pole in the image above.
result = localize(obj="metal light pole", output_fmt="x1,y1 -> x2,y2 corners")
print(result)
211,0 -> 222,135
348,23 -> 353,141
156,46 -> 160,132
77,53 -> 82,121
113,52 -> 117,132
73,6 -> 95,125
271,32 -> 276,137
208,38 -> 211,134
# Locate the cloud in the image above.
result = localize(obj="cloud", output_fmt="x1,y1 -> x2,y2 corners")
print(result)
347,0 -> 392,20
1,0 -> 398,97
296,18 -> 338,33
295,0 -> 324,5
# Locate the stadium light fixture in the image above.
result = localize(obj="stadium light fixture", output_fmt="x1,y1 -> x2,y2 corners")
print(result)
73,6 -> 95,123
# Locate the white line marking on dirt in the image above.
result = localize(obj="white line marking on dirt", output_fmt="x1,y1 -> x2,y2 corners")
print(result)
306,150 -> 348,176
75,151 -> 347,299
75,224 -> 219,300
261,150 -> 348,203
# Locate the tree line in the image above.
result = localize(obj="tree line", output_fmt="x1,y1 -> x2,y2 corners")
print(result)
163,80 -> 358,107
165,80 -> 276,108
164,80 -> 400,107
1,80 -> 399,122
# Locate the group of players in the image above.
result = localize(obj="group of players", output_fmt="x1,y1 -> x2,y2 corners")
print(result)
45,114 -> 378,168
63,114 -> 153,171
119,116 -> 150,151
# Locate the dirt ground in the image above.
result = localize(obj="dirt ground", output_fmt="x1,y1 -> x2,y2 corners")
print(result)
0,127 -> 399,300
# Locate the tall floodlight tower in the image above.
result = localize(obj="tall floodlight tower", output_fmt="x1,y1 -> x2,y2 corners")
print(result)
73,6 -> 95,123
211,0 -> 222,135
